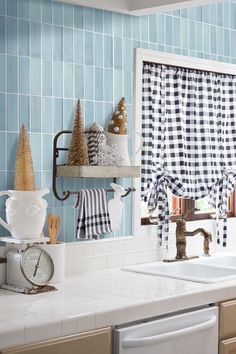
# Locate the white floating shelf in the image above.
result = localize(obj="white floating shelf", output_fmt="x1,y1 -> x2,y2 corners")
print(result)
56,165 -> 140,178
0,237 -> 50,245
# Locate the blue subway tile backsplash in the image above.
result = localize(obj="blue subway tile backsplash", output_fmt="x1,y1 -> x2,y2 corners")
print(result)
0,0 -> 236,242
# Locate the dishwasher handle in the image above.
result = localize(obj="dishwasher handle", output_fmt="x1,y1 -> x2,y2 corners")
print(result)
122,316 -> 217,349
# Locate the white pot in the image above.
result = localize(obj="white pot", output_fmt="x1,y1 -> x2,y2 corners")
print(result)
39,242 -> 65,283
0,188 -> 49,240
106,132 -> 131,166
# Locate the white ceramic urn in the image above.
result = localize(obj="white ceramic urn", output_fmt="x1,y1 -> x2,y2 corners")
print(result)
0,188 -> 49,239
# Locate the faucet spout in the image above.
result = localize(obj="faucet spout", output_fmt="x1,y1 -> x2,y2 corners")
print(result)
175,217 -> 212,260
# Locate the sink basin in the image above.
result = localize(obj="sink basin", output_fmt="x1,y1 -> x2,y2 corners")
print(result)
195,255 -> 236,268
123,261 -> 236,284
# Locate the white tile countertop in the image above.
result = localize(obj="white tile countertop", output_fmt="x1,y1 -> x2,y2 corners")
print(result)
1,268 -> 236,350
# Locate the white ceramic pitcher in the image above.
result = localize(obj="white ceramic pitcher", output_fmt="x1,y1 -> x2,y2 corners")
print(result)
0,188 -> 49,240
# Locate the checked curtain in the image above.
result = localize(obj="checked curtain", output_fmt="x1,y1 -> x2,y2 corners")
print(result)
141,62 -> 236,247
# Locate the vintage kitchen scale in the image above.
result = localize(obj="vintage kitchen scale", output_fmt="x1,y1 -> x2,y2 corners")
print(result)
0,237 -> 56,294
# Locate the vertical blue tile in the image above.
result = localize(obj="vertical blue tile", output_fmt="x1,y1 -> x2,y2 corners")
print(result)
63,98 -> 74,129
0,173 -> 7,207
94,33 -> 103,67
42,97 -> 52,133
203,24 -> 209,53
0,54 -> 5,92
74,5 -> 83,29
104,68 -> 113,102
19,95 -> 30,128
63,3 -> 73,28
224,29 -> 230,57
196,23 -> 202,53
181,8 -> 188,18
31,133 -> 41,170
140,16 -> 148,42
53,61 -> 63,97
7,94 -> 18,131
216,28 -> 223,56
63,207 -> 75,242
64,63 -> 73,98
95,68 -> 103,101
0,94 -> 5,130
42,134 -> 52,170
29,0 -> 41,22
53,2 -> 63,25
114,37 -> 122,69
123,71 -> 132,104
19,0 -> 29,19
42,0 -> 52,24
149,14 -> 156,43
42,24 -> 52,60
84,100 -> 94,124
19,20 -> 29,56
188,7 -> 196,21
74,29 -> 83,64
210,26 -> 216,54
123,39 -> 131,71
7,17 -> 18,55
132,16 -> 140,40
123,14 -> 131,39
7,133 -> 18,170
30,58 -> 41,96
104,11 -> 112,35
209,3 -> 217,26
0,0 -> 5,16
63,27 -> 73,62
202,5 -> 209,23
84,31 -> 93,65
53,98 -> 63,133
189,21 -> 195,51
30,22 -> 41,58
231,30 -> 236,58
104,35 -> 113,68
104,102 -> 113,125
180,18 -> 188,50
31,96 -> 41,132
74,65 -> 84,99
53,26 -> 63,61
196,7 -> 202,22
216,3 -> 223,27
84,7 -> 93,31
7,0 -> 17,17
95,101 -> 104,127
42,60 -> 52,96
165,15 -> 172,47
0,16 -> 5,53
173,17 -> 180,48
84,66 -> 94,100
113,13 -> 122,37
19,57 -> 30,94
94,9 -> 103,33
7,55 -> 18,93
114,69 -> 122,103
223,2 -> 230,28
230,3 -> 236,30
157,14 -> 164,45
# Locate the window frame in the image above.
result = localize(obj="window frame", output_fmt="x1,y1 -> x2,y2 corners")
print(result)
132,48 -> 236,237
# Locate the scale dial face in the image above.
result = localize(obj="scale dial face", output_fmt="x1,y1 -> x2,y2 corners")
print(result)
20,246 -> 54,286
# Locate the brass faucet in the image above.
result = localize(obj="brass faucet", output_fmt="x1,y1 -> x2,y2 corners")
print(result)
175,213 -> 212,261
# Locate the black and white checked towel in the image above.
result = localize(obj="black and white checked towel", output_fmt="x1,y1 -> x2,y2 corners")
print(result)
74,189 -> 112,239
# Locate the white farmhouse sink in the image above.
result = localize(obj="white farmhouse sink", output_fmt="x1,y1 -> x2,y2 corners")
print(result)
123,260 -> 236,284
195,255 -> 236,269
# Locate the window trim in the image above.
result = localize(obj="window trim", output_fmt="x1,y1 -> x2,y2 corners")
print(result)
132,48 -> 236,237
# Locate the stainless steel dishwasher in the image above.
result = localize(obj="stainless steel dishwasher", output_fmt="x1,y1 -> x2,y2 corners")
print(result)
113,306 -> 218,354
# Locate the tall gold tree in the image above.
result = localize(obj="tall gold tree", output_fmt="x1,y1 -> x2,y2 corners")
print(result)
14,125 -> 35,191
67,99 -> 89,165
